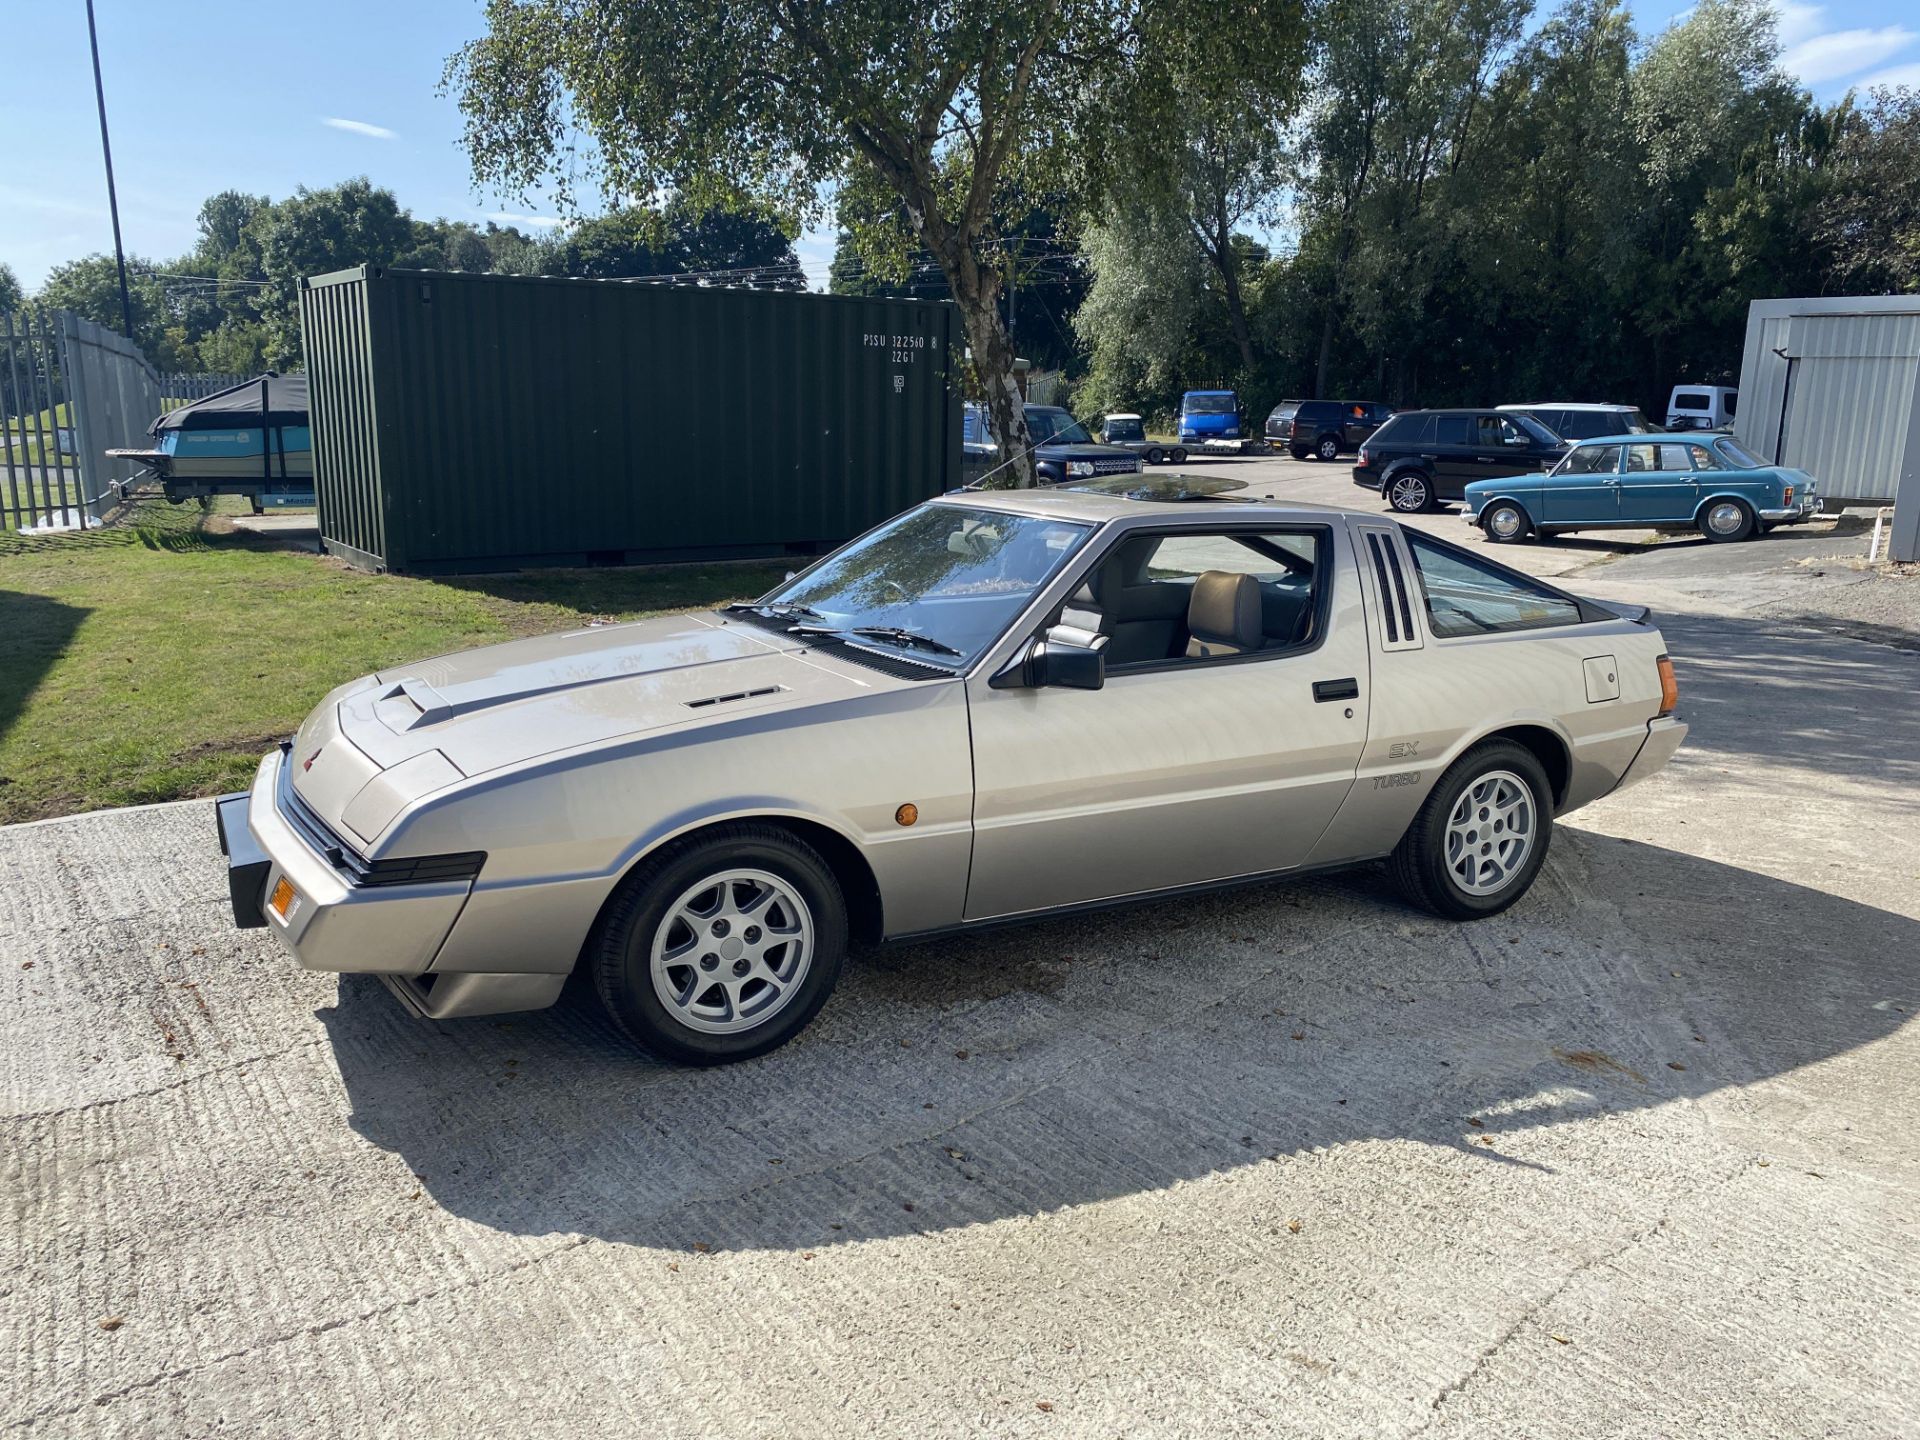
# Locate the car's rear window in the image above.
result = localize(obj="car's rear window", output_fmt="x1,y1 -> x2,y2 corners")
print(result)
1674,392 -> 1712,410
1370,413 -> 1423,446
1404,534 -> 1584,638
1269,402 -> 1301,421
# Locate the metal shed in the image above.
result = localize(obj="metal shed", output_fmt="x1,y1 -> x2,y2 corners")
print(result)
298,267 -> 963,574
1736,295 -> 1920,560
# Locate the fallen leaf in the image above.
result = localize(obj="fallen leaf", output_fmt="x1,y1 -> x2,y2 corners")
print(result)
691,1242 -> 712,1254
20,961 -> 33,970
954,1049 -> 970,1060
768,1158 -> 784,1166
1756,1160 -> 1771,1168
899,1038 -> 912,1048
1467,1117 -> 1484,1128
97,1316 -> 124,1332
902,1202 -> 916,1213
667,1261 -> 679,1272
1287,1218 -> 1303,1234
1550,1334 -> 1570,1346
1667,1062 -> 1687,1071
830,1223 -> 844,1230
945,1147 -> 966,1161
802,1252 -> 815,1261
1291,1032 -> 1306,1041
1037,1402 -> 1055,1413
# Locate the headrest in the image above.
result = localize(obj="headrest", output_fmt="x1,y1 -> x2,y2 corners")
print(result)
1187,571 -> 1263,648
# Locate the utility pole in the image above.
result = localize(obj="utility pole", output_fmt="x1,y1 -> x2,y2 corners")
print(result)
85,0 -> 135,341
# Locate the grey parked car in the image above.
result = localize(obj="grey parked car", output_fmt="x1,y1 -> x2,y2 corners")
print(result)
220,491 -> 1685,1064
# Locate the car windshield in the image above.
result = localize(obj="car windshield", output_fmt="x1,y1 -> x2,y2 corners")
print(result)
1514,414 -> 1562,445
1716,438 -> 1766,469
1182,393 -> 1236,414
747,504 -> 1093,667
1025,407 -> 1093,445
1106,417 -> 1145,442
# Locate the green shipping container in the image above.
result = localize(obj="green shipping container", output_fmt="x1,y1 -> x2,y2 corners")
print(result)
298,266 -> 964,574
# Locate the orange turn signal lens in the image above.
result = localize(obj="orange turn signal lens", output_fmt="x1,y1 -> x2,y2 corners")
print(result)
269,876 -> 297,919
1656,655 -> 1679,717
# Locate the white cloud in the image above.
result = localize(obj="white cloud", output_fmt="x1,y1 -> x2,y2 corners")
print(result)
484,211 -> 567,229
322,117 -> 396,140
1773,2 -> 1826,51
1855,60 -> 1920,90
1781,24 -> 1918,86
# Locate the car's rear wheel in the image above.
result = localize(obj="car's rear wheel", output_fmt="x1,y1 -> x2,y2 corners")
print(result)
1389,740 -> 1553,919
1387,471 -> 1434,513
1316,435 -> 1340,461
1169,447 -> 1188,464
1145,447 -> 1164,465
1698,498 -> 1755,543
588,825 -> 847,1065
1481,500 -> 1531,543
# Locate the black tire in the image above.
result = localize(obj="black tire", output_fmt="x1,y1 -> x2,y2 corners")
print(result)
1169,447 -> 1188,464
1480,500 -> 1531,544
1315,434 -> 1340,462
1145,447 -> 1164,465
588,824 -> 848,1065
1386,469 -> 1434,513
1697,497 -> 1755,543
1389,739 -> 1554,920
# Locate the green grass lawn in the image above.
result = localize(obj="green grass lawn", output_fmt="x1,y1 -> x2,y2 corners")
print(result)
0,501 -> 788,824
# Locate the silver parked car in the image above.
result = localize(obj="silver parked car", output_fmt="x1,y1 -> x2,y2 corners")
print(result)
219,488 -> 1686,1064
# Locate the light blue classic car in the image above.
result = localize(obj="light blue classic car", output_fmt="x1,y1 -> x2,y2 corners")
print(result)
1462,433 -> 1818,544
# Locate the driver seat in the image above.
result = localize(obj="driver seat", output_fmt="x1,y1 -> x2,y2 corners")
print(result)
1186,572 -> 1264,658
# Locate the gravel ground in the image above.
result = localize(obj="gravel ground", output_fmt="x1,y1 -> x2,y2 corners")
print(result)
5,472 -> 1918,1438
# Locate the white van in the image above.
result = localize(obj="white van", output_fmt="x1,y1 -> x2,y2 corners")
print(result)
1667,384 -> 1737,431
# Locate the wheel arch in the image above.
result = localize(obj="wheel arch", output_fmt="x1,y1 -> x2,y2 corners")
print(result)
1476,722 -> 1572,811
589,810 -> 886,961
1693,490 -> 1756,524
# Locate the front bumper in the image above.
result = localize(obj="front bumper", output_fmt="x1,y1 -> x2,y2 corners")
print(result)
219,747 -> 472,977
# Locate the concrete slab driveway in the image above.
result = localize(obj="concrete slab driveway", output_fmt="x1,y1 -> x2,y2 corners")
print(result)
6,533 -> 1918,1437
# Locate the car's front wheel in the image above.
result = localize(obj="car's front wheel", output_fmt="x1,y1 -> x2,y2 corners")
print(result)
1316,435 -> 1340,461
1481,500 -> 1531,543
1169,447 -> 1188,464
1145,447 -> 1164,465
1389,740 -> 1553,919
588,825 -> 847,1065
1387,470 -> 1434,513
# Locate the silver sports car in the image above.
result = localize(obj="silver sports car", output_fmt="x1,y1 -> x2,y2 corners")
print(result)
219,488 -> 1685,1064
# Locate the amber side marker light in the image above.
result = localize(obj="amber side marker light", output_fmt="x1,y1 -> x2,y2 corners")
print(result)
269,877 -> 297,919
895,803 -> 919,827
1657,655 -> 1679,717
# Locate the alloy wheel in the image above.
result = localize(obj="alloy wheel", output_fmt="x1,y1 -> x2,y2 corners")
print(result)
649,868 -> 814,1034
1390,475 -> 1429,511
1443,770 -> 1536,895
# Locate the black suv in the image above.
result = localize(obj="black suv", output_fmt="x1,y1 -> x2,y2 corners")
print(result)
1266,399 -> 1393,461
1352,409 -> 1566,512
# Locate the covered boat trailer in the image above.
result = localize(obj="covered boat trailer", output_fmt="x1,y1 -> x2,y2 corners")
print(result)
106,373 -> 314,513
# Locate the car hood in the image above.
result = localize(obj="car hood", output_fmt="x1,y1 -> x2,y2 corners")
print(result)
289,612 -> 906,843
1036,441 -> 1138,460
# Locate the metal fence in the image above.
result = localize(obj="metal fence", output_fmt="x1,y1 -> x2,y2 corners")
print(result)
0,316 -> 251,532
1,307 -> 165,531
158,371 -> 250,410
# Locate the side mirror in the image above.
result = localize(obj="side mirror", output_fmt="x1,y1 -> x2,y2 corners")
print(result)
999,624 -> 1108,690
1506,433 -> 1531,446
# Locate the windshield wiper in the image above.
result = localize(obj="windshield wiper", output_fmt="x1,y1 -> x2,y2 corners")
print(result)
787,623 -> 963,658
728,601 -> 824,621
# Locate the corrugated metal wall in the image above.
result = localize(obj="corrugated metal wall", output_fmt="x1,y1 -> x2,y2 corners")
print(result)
300,267 -> 962,574
1737,302 -> 1920,505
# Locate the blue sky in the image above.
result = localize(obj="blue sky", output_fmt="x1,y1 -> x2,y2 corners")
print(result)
4,0 -> 1917,294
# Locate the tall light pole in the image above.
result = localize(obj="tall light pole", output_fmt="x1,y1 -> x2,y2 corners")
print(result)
84,0 -> 135,340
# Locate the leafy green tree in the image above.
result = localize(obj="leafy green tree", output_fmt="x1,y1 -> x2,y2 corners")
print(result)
1813,86 -> 1920,293
35,255 -> 196,368
446,0 -> 1308,485
249,178 -> 417,366
0,262 -> 22,315
1073,202 -> 1209,419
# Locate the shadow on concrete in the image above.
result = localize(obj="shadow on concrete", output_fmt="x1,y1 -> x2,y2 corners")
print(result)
321,828 -> 1914,1255
0,590 -> 88,745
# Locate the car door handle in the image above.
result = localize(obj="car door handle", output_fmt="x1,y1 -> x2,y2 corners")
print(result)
1474,456 -> 1496,463
1420,453 -> 1439,460
1313,677 -> 1360,702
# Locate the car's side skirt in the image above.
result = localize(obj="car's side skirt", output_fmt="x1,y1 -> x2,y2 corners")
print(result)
883,851 -> 1393,946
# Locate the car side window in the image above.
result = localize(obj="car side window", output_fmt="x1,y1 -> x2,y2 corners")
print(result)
1061,528 -> 1327,669
1435,416 -> 1472,446
1687,443 -> 1723,471
1623,444 -> 1656,471
1560,444 -> 1622,475
1403,534 -> 1584,639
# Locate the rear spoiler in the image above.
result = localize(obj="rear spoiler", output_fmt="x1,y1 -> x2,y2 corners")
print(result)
1579,596 -> 1652,625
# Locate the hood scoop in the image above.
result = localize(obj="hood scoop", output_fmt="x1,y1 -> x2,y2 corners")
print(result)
684,684 -> 785,710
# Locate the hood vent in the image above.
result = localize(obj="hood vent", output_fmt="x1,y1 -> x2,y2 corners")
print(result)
684,684 -> 785,710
